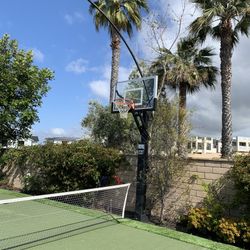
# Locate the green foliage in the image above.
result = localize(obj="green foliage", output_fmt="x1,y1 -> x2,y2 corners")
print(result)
147,100 -> 189,223
82,101 -> 139,152
89,0 -> 148,38
190,0 -> 250,47
216,218 -> 241,244
184,207 -> 250,247
231,154 -> 250,213
0,34 -> 54,143
181,168 -> 250,248
129,61 -> 152,80
186,207 -> 215,233
0,163 -> 7,186
201,176 -> 231,218
0,140 -> 125,194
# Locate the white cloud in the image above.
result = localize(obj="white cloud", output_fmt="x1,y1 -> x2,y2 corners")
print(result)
88,65 -> 132,99
119,66 -> 132,81
50,128 -> 66,136
64,12 -> 84,25
32,48 -> 44,63
89,80 -> 110,99
65,58 -> 88,74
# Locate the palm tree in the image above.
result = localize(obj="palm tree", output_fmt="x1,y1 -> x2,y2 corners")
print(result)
152,37 -> 217,157
89,0 -> 148,104
189,0 -> 250,158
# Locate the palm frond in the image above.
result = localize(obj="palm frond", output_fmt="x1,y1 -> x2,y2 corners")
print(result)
234,14 -> 250,36
89,0 -> 148,38
190,0 -> 250,45
151,35 -> 218,95
194,47 -> 216,65
189,15 -> 214,43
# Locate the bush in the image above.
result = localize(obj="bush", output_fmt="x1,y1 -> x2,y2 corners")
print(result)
179,155 -> 250,248
216,218 -> 240,244
182,207 -> 250,248
186,208 -> 214,234
231,154 -> 250,216
0,140 -> 126,194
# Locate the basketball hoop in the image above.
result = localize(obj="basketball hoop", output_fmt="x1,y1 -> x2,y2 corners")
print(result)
113,98 -> 134,119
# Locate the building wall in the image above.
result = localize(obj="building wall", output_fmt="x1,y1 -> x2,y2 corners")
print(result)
3,138 -> 38,148
188,136 -> 218,154
233,136 -> 250,152
189,136 -> 250,154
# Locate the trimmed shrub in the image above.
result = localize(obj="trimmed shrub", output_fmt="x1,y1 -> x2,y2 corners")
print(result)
0,140 -> 126,194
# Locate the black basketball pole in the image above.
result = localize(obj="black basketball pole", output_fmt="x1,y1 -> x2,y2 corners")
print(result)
87,0 -> 150,220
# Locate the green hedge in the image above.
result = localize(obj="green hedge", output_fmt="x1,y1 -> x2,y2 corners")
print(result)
0,140 -> 126,194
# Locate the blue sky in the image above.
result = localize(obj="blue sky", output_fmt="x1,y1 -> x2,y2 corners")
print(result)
0,0 -> 147,142
1,0 -> 250,142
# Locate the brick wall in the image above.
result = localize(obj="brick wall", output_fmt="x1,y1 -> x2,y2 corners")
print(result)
118,155 -> 233,223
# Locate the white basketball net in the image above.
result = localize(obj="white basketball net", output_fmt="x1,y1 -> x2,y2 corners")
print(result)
114,99 -> 133,119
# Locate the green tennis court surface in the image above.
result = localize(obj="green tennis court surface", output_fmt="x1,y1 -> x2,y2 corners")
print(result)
0,189 -> 240,250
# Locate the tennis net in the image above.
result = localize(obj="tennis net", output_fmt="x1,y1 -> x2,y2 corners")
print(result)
0,183 -> 130,249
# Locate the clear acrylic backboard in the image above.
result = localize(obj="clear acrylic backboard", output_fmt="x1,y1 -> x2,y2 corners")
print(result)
111,75 -> 158,113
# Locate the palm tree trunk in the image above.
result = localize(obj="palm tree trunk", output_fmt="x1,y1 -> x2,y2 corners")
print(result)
178,83 -> 187,158
110,29 -> 121,104
220,22 -> 233,158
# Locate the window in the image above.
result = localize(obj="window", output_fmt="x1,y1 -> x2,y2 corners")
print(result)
198,143 -> 203,150
239,142 -> 246,147
192,142 -> 196,148
232,141 -> 236,146
206,137 -> 211,141
248,142 -> 250,147
188,142 -> 191,149
206,143 -> 211,150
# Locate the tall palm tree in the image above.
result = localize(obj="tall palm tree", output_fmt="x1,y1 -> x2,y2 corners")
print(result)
89,0 -> 148,103
152,37 -> 217,157
189,0 -> 250,158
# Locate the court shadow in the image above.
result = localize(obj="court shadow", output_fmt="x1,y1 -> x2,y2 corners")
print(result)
1,215 -> 117,250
